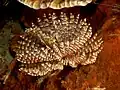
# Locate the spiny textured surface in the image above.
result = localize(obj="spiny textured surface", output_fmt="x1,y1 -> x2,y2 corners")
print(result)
18,0 -> 94,9
13,12 -> 103,76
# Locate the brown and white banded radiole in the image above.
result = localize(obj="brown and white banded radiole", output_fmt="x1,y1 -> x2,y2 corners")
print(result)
18,0 -> 96,9
12,12 -> 103,76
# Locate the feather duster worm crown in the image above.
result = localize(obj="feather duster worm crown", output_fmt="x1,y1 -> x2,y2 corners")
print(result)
13,12 -> 103,76
18,0 -> 95,9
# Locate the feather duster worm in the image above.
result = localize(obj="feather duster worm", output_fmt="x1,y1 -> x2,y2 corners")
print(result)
18,0 -> 95,9
12,12 -> 103,76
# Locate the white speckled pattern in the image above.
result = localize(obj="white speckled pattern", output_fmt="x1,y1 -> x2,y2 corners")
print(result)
14,12 -> 103,76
